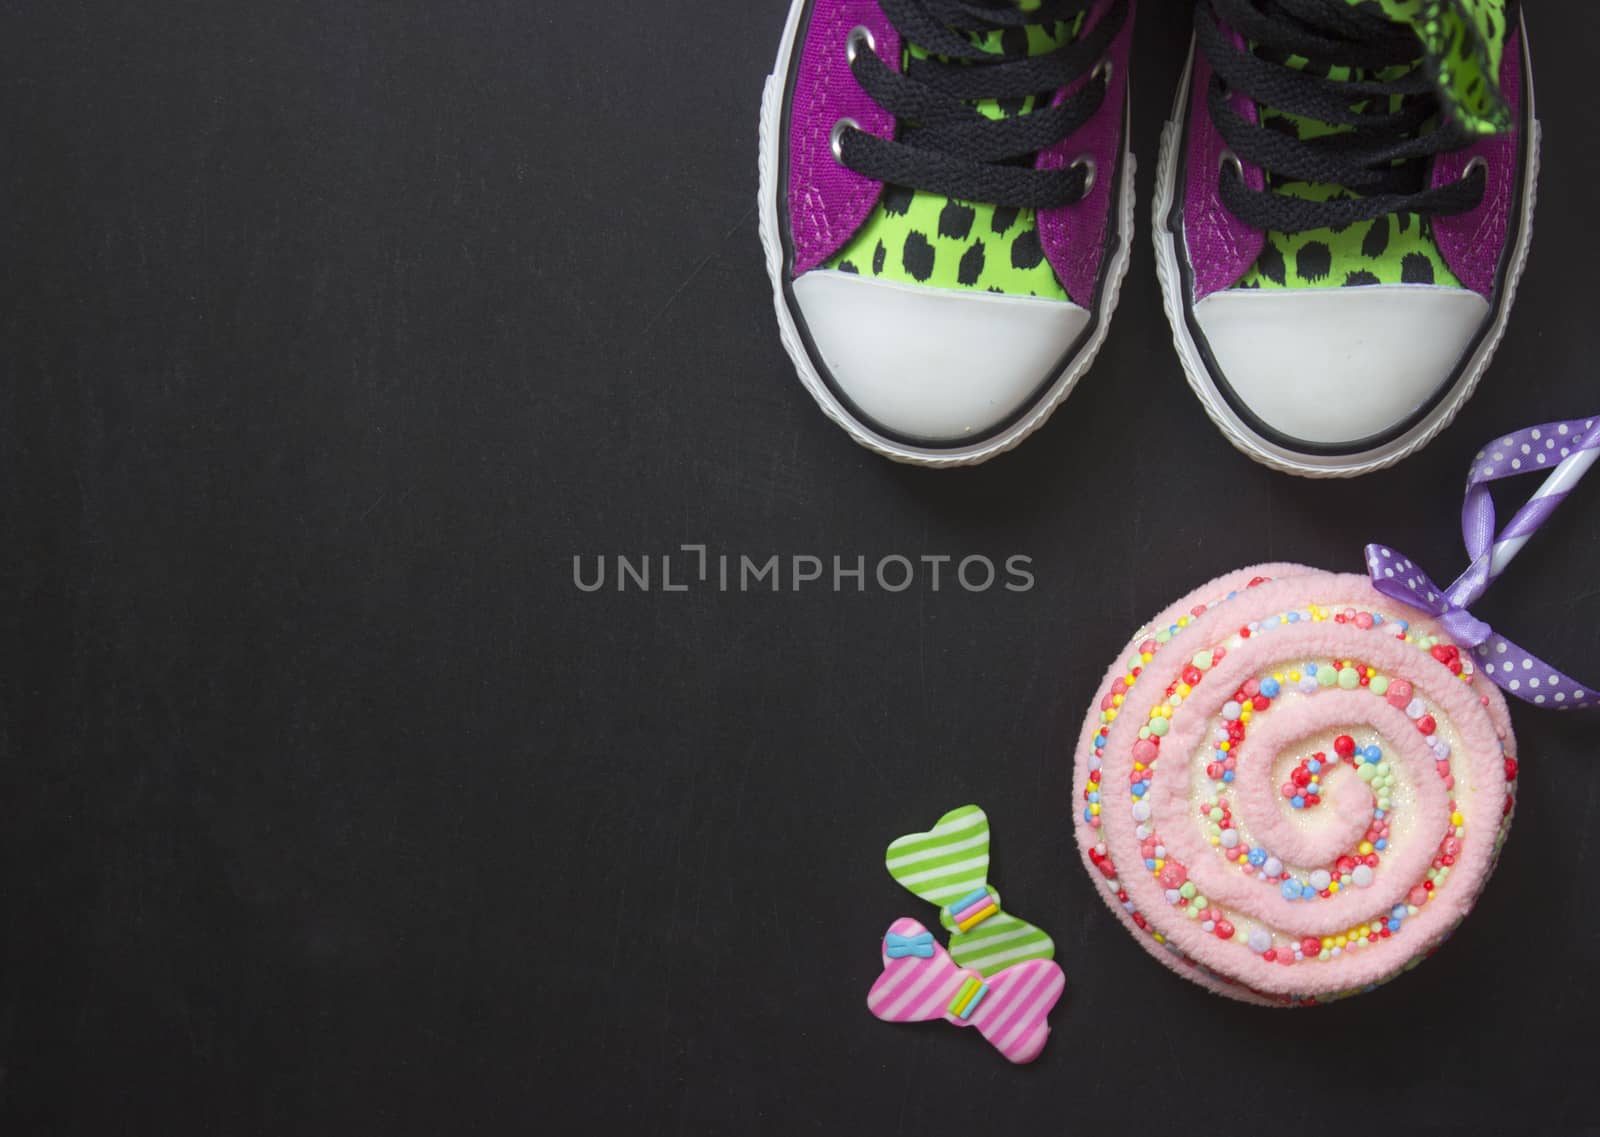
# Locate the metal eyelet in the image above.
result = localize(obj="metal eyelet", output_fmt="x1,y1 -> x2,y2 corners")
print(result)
1093,58 -> 1114,87
847,25 -> 876,65
1463,154 -> 1489,181
1220,148 -> 1244,183
1071,155 -> 1097,196
830,118 -> 861,164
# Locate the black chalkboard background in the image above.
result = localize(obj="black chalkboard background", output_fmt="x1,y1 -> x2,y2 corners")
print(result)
4,1 -> 1598,1133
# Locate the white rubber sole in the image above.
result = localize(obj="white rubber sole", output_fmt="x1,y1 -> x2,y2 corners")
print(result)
758,0 -> 1136,468
1152,27 -> 1541,479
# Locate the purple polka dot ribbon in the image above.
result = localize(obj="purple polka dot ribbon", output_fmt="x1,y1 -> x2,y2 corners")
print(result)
1365,415 -> 1600,711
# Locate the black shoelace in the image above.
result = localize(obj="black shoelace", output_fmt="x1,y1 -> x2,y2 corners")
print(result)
1201,0 -> 1488,233
833,0 -> 1127,210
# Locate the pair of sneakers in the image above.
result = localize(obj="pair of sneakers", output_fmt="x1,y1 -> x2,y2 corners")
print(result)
759,0 -> 1537,476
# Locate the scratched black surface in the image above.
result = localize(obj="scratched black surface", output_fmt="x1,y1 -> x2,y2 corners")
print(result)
2,1 -> 1598,1134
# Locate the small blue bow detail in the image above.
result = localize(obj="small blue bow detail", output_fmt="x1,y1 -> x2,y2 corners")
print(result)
884,931 -> 935,959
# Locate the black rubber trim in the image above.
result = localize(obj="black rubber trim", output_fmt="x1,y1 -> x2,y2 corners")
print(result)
775,0 -> 1127,452
1163,26 -> 1533,460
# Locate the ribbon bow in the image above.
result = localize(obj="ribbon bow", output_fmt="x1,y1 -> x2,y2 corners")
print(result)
1366,415 -> 1600,710
884,931 -> 935,959
884,805 -> 1055,976
867,918 -> 1065,1065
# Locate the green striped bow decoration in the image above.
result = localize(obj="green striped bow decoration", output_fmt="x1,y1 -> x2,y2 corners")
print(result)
883,805 -> 1055,977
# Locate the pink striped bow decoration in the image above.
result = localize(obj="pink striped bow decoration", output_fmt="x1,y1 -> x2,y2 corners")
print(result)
866,918 -> 1066,1065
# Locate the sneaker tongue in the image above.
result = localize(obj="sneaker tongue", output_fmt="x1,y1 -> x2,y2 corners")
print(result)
908,2 -> 1083,125
1348,0 -> 1512,134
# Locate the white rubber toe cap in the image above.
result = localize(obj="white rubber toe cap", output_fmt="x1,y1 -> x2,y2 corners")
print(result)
1192,284 -> 1491,449
791,270 -> 1092,443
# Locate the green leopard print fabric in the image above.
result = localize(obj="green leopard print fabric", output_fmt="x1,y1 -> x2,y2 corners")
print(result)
1237,205 -> 1461,290
1359,0 -> 1513,134
830,189 -> 1065,297
823,7 -> 1083,301
1236,0 -> 1510,291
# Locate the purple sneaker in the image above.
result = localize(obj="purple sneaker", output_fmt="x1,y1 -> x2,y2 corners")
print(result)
1154,0 -> 1538,478
760,0 -> 1136,466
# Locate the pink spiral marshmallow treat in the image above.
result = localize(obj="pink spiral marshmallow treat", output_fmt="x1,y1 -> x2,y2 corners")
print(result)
1073,564 -> 1519,1005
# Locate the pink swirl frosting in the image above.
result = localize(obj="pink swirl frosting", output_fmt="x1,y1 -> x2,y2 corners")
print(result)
1073,564 -> 1518,1005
